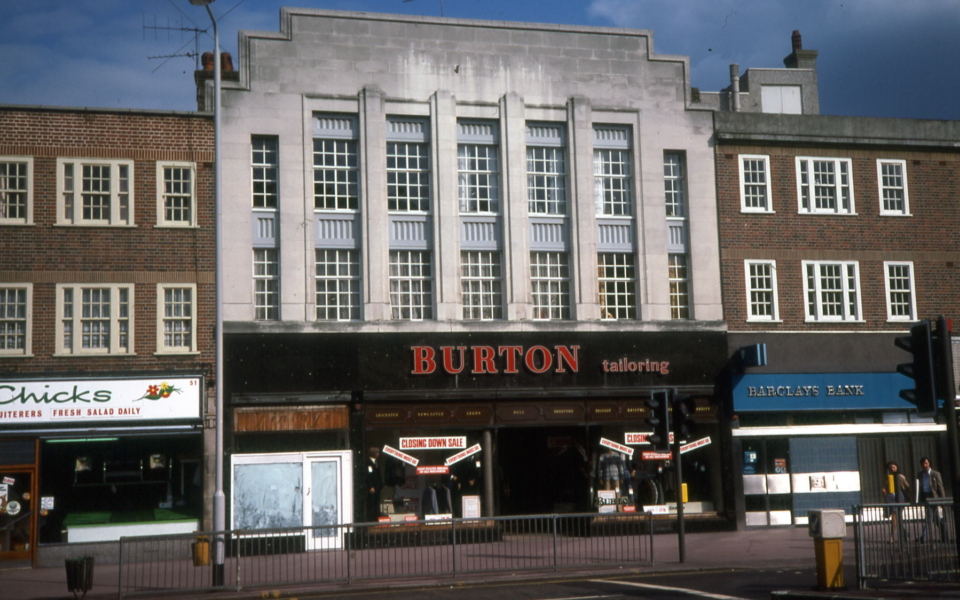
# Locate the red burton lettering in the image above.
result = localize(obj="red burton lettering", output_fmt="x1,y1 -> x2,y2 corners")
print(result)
412,345 -> 580,375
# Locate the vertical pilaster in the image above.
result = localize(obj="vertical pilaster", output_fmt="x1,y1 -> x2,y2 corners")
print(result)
360,86 -> 389,320
501,92 -> 530,320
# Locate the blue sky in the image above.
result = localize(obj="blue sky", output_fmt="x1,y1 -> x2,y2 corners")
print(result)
2,0 -> 959,121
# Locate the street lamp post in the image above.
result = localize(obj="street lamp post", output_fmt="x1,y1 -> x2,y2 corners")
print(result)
189,0 -> 225,587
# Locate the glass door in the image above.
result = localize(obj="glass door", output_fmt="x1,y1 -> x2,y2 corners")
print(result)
0,470 -> 35,562
304,454 -> 350,550
742,439 -> 792,527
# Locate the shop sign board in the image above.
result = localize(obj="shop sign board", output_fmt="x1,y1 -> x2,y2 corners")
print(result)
462,495 -> 481,519
644,505 -> 669,515
625,432 -> 674,445
642,451 -> 672,460
599,437 -> 634,457
415,465 -> 450,475
732,372 -> 915,411
445,443 -> 482,466
399,436 -> 467,450
680,436 -> 711,454
382,445 -> 419,467
0,376 -> 202,424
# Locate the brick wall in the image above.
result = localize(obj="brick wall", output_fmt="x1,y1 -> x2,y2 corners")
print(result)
0,108 -> 216,376
716,143 -> 960,331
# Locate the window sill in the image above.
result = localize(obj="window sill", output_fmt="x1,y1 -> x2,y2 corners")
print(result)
879,212 -> 912,218
886,318 -> 920,324
0,221 -> 35,226
155,224 -> 200,229
746,318 -> 782,324
154,350 -> 200,357
0,353 -> 33,358
54,223 -> 137,228
796,211 -> 858,217
804,319 -> 866,324
740,208 -> 775,215
53,352 -> 137,357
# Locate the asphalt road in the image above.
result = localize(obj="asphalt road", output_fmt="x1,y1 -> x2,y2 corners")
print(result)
247,566 -> 832,600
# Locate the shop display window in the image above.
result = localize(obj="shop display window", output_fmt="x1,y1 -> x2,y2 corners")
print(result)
39,436 -> 202,544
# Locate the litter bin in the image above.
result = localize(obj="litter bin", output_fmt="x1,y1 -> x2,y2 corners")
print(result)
65,555 -> 95,599
808,509 -> 845,590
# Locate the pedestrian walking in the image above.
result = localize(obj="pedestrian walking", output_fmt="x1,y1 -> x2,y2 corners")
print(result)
915,457 -> 945,543
881,461 -> 909,542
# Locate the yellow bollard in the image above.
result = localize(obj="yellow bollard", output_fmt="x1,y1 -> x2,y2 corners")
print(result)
813,537 -> 843,589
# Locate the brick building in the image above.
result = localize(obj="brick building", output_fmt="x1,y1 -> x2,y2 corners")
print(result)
0,106 -> 215,566
714,111 -> 960,528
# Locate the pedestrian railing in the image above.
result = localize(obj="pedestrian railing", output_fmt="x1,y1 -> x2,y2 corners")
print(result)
118,512 -> 654,598
853,501 -> 958,589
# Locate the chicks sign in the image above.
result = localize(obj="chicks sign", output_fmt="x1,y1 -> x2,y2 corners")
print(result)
411,345 -> 580,375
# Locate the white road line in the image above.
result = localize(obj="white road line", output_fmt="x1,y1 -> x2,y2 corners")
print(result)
537,596 -> 621,600
590,579 -> 748,600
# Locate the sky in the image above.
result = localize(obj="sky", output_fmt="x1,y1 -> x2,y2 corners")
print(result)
1,0 -> 959,121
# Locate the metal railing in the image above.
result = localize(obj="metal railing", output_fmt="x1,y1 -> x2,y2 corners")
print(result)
118,512 -> 654,598
854,501 -> 959,589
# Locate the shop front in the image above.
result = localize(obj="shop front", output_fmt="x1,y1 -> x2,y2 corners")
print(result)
730,371 -> 946,528
225,331 -> 729,530
0,375 -> 204,565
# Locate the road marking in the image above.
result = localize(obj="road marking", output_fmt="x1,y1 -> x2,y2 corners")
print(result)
591,579 -> 748,600
537,596 -> 620,600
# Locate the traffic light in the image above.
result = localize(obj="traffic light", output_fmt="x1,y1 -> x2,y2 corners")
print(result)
672,393 -> 697,441
645,389 -> 671,452
895,320 -> 938,417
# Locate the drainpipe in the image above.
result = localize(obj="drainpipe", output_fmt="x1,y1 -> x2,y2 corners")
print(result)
729,64 -> 741,112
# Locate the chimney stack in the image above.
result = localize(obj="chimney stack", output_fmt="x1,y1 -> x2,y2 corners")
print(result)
784,30 -> 818,70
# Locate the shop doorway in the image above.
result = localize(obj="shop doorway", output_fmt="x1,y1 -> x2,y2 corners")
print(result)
497,427 -> 592,515
0,469 -> 36,564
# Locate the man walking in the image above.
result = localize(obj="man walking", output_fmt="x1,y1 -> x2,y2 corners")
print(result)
916,457 -> 945,543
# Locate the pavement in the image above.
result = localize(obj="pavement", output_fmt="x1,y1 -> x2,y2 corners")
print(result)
1,526 -> 957,600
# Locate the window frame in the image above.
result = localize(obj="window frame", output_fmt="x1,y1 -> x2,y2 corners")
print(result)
744,260 -> 781,322
877,159 -> 910,216
315,248 -> 362,321
55,283 -> 134,356
597,253 -> 637,320
0,156 -> 33,225
313,135 -> 359,212
56,158 -> 135,226
668,253 -> 691,320
156,161 -> 197,227
253,248 -> 280,321
530,251 -> 571,320
0,283 -> 32,356
389,250 -> 434,320
802,260 -> 863,322
795,156 -> 855,215
460,250 -> 504,321
251,136 -> 279,209
157,284 -> 197,354
883,261 -> 917,322
739,154 -> 773,213
458,143 -> 501,214
663,153 -> 687,219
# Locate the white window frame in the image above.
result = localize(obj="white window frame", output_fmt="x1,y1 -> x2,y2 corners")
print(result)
0,156 -> 33,225
739,155 -> 773,213
315,249 -> 361,321
461,250 -> 504,320
252,136 -> 279,209
0,283 -> 32,356
597,253 -> 637,320
156,161 -> 197,227
56,283 -> 134,355
877,159 -> 910,216
389,250 -> 433,320
253,248 -> 280,321
313,139 -> 359,211
883,261 -> 917,322
526,123 -> 567,216
664,153 -> 686,218
57,158 -> 135,226
795,157 -> 855,215
802,260 -> 863,322
668,253 -> 691,320
530,251 -> 571,320
157,284 -> 197,354
744,260 -> 780,322
458,144 -> 501,214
